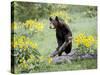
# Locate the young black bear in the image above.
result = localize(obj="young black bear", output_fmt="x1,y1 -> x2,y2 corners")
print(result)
49,16 -> 72,57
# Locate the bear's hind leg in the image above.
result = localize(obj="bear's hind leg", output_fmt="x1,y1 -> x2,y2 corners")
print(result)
58,50 -> 63,56
65,43 -> 72,54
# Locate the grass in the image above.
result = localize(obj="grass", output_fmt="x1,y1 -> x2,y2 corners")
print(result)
29,59 -> 97,73
15,58 -> 97,73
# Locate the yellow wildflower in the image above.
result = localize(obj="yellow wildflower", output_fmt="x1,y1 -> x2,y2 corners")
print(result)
88,35 -> 95,43
31,43 -> 38,49
48,57 -> 53,64
12,35 -> 38,50
74,33 -> 96,48
24,19 -> 44,31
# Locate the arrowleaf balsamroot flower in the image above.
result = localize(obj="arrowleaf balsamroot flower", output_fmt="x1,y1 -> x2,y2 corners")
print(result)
74,33 -> 95,48
24,19 -> 44,31
11,35 -> 38,50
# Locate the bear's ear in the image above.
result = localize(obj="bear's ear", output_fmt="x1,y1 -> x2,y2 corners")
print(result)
49,17 -> 53,21
55,16 -> 59,22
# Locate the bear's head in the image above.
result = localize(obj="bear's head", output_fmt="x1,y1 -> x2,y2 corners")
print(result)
49,16 -> 62,29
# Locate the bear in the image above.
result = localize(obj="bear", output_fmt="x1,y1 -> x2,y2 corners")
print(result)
49,16 -> 72,57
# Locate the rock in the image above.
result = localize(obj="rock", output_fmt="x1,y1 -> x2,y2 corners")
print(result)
52,49 -> 97,64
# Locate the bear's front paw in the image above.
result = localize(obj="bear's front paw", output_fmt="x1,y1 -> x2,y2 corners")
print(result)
50,54 -> 55,58
50,53 -> 56,57
50,50 -> 58,57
